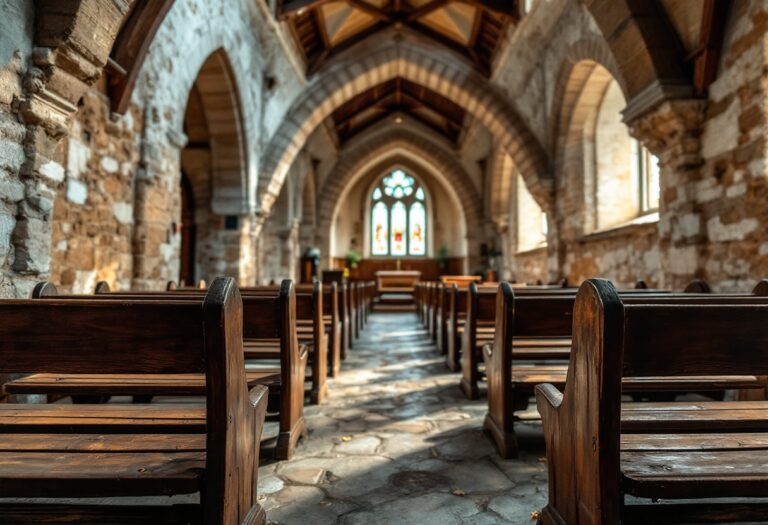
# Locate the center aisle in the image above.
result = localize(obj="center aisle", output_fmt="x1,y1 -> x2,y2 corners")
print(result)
258,312 -> 548,524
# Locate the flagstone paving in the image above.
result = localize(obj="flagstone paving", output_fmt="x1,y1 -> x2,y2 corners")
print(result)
258,312 -> 548,525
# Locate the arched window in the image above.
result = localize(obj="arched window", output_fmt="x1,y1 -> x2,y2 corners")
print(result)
516,173 -> 548,252
594,79 -> 661,230
370,170 -> 427,256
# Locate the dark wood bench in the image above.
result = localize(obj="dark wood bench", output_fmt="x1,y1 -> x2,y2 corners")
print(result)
8,280 -> 308,460
536,279 -> 768,524
460,281 -> 673,400
459,283 -> 504,399
484,281 -> 768,457
435,283 -> 450,356
0,278 -> 268,524
322,282 -> 342,377
221,283 -> 327,405
349,281 -> 360,342
294,282 -> 328,404
428,281 -> 440,341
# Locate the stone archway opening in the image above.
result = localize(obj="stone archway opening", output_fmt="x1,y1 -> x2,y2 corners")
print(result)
179,48 -> 252,284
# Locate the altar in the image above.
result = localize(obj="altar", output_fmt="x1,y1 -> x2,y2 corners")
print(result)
375,270 -> 422,294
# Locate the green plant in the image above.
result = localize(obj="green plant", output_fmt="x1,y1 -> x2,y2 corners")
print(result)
346,249 -> 362,269
436,245 -> 449,269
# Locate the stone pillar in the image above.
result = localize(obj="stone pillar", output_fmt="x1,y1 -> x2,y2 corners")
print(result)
491,215 -> 511,281
628,100 -> 707,290
131,122 -> 186,290
9,2 -> 127,297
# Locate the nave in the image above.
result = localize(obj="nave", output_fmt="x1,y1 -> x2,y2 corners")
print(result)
3,0 -> 768,523
258,312 -> 547,525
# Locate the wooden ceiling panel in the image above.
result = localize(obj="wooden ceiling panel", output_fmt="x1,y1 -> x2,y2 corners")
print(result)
279,0 -> 518,76
331,77 -> 467,144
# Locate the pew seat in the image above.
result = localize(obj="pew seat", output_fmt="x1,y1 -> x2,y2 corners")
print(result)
0,403 -> 206,433
621,400 -> 768,432
5,370 -> 285,398
497,364 -> 763,394
0,503 -> 200,524
621,432 -> 768,500
0,279 -> 268,523
0,433 -> 208,497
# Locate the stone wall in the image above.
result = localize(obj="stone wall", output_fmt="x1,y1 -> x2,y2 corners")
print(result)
0,0 -> 33,297
50,85 -> 141,292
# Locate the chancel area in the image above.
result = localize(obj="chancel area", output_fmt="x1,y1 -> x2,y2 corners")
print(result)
1,0 -> 768,523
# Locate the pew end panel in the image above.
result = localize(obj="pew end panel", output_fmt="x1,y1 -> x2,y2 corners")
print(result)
0,278 -> 268,525
535,279 -> 624,524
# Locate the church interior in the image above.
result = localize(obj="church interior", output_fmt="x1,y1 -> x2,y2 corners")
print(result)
1,0 -> 767,523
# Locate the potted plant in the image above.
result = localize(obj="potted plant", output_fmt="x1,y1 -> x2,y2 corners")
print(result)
346,249 -> 361,269
436,245 -> 449,270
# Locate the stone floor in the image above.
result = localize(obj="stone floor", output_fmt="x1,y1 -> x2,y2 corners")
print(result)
258,312 -> 548,525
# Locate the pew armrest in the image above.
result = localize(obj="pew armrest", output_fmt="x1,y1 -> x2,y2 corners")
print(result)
248,384 -> 269,410
298,343 -> 309,363
535,383 -> 563,423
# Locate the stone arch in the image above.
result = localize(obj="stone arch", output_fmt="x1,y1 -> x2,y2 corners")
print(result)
487,147 -> 516,222
317,128 -> 482,267
549,37 -> 625,155
260,44 -> 550,214
327,156 -> 469,264
316,128 -> 483,242
582,0 -> 691,118
128,0 -> 265,288
553,59 -> 619,237
179,48 -> 251,284
191,49 -> 248,213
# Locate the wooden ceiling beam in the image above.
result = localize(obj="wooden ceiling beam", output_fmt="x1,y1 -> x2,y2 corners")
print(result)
402,20 -> 490,75
406,0 -> 449,21
693,0 -> 730,96
279,0 -> 333,20
346,0 -> 393,22
307,21 -> 388,75
460,0 -> 519,20
107,0 -> 175,114
399,92 -> 464,129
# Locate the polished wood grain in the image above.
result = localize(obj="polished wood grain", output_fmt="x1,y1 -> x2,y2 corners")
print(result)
0,278 -> 268,524
536,280 -> 768,524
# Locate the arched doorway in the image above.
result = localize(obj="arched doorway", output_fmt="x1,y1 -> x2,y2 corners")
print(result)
178,48 -> 251,284
179,172 -> 196,286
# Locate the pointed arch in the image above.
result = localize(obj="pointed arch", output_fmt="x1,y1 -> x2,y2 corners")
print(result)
260,44 -> 550,214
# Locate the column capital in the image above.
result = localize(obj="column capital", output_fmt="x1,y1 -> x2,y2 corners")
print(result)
626,99 -> 707,159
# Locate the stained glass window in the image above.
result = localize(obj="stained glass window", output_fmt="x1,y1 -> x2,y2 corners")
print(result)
371,201 -> 389,255
409,202 -> 426,255
391,201 -> 407,256
369,170 -> 427,256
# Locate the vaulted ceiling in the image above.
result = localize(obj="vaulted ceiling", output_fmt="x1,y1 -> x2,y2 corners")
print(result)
331,77 -> 467,144
279,0 -> 517,75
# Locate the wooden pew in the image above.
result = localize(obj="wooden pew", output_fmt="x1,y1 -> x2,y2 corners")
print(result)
483,281 -> 768,457
240,283 -> 327,405
435,283 -> 452,355
429,282 -> 440,341
537,279 -> 768,524
415,282 -> 425,324
169,282 -> 328,404
460,282 -> 667,399
322,274 -> 350,359
340,281 -> 351,358
9,280 -> 308,460
294,282 -> 328,404
0,278 -> 269,524
350,281 -> 360,342
459,282 -> 503,399
323,282 -> 342,377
